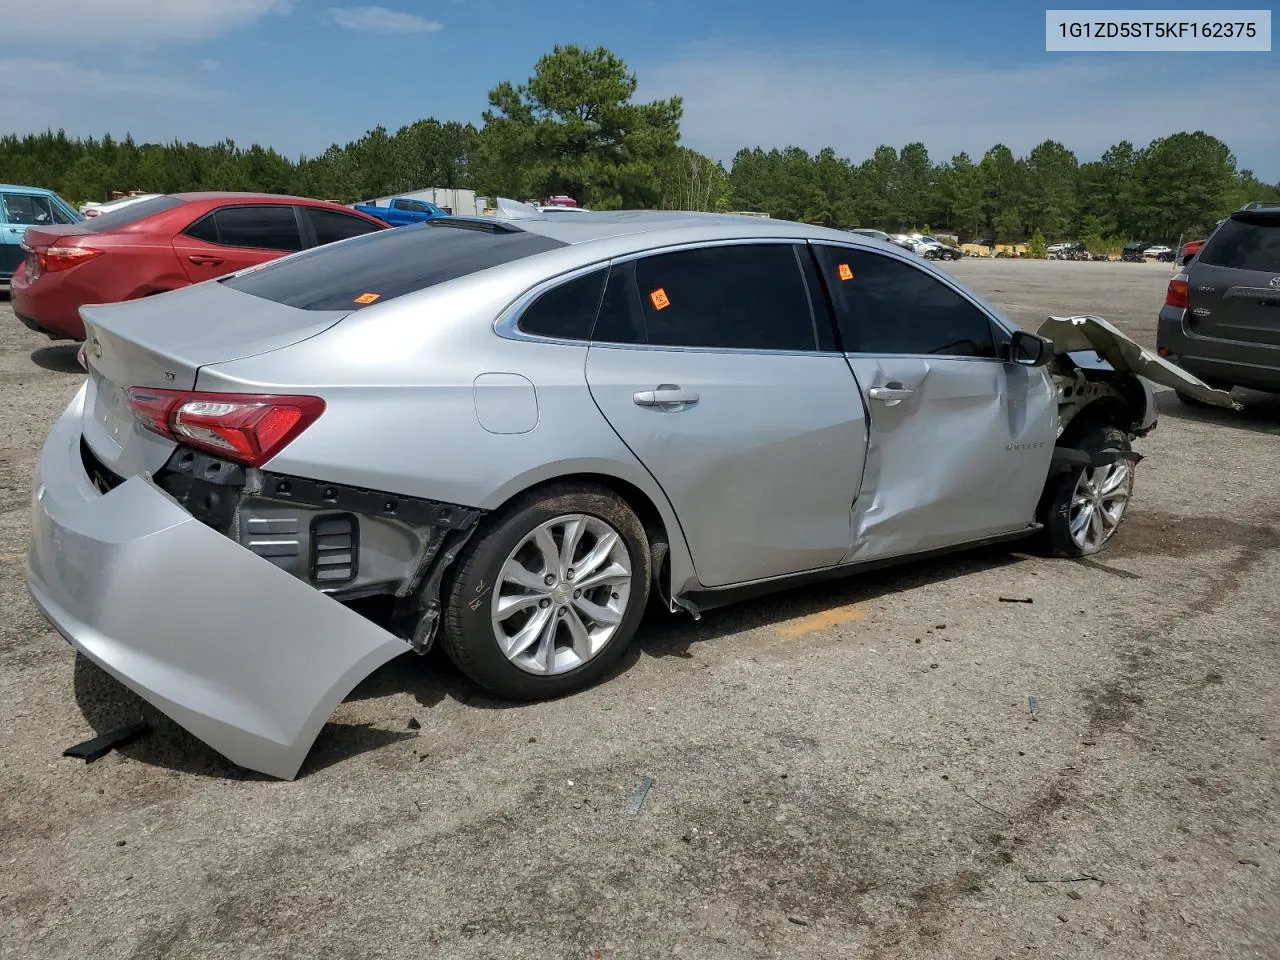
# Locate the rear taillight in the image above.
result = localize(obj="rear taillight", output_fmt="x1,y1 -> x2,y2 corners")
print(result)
125,388 -> 325,467
1166,273 -> 1189,309
42,246 -> 103,273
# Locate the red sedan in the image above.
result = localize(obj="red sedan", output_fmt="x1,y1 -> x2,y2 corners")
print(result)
12,193 -> 388,340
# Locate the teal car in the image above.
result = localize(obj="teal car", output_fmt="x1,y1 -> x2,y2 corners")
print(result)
1,184 -> 82,283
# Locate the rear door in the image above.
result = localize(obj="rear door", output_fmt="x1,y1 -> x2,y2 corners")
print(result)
1186,211 -> 1280,347
1,192 -> 55,277
584,241 -> 867,588
172,204 -> 305,283
809,242 -> 1056,560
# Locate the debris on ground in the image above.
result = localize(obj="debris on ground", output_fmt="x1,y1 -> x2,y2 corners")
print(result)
999,596 -> 1034,604
406,717 -> 421,730
1066,890 -> 1083,900
1024,872 -> 1104,884
1029,696 -> 1040,721
787,916 -> 810,926
1238,858 -> 1261,867
627,775 -> 654,815
62,721 -> 150,763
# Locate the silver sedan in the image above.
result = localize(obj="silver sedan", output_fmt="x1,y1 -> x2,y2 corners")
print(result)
26,200 -> 1234,779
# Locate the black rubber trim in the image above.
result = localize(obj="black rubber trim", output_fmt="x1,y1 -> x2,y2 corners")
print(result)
309,511 -> 360,587
1048,445 -> 1144,476
259,472 -> 482,531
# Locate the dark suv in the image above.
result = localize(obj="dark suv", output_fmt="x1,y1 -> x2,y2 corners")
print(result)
1157,202 -> 1280,403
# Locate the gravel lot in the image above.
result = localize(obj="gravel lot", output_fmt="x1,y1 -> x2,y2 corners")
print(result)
1,259 -> 1277,959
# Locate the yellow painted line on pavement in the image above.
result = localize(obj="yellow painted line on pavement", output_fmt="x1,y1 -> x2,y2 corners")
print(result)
777,604 -> 866,638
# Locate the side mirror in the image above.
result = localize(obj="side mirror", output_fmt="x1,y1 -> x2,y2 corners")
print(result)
1008,330 -> 1053,367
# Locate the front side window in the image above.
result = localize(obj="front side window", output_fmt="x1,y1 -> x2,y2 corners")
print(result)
629,243 -> 818,352
2,193 -> 54,225
812,245 -> 997,358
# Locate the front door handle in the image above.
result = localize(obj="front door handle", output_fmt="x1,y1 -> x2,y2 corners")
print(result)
187,255 -> 224,266
633,385 -> 700,408
868,383 -> 914,406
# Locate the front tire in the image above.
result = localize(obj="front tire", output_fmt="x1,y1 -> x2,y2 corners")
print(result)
440,484 -> 651,700
1039,424 -> 1135,557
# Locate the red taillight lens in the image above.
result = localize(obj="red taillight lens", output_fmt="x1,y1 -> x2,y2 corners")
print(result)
1166,274 -> 1189,309
125,388 -> 325,467
40,246 -> 103,273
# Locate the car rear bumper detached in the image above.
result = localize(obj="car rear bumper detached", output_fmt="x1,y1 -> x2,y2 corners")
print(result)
25,386 -> 411,779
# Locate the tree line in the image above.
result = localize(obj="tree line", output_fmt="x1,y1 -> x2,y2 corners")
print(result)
2,45 -> 1276,244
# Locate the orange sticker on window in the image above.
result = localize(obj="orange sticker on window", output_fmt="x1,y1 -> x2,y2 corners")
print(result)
353,292 -> 381,304
649,287 -> 671,311
837,263 -> 854,281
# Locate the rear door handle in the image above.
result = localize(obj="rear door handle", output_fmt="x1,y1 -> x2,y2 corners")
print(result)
868,383 -> 914,406
633,385 -> 700,408
187,255 -> 224,266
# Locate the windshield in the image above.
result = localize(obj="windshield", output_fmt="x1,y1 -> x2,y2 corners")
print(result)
221,218 -> 568,311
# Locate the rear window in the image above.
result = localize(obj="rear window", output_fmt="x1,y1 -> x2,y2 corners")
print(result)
221,219 -> 567,311
82,195 -> 184,232
1198,215 -> 1280,273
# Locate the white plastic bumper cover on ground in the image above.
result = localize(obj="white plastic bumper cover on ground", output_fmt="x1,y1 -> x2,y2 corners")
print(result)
25,385 -> 410,780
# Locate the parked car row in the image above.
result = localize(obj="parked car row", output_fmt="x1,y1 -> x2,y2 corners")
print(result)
848,229 -> 964,260
11,192 -> 389,340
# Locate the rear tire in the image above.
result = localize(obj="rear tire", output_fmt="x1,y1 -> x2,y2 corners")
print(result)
439,484 -> 651,701
1039,424 -> 1134,558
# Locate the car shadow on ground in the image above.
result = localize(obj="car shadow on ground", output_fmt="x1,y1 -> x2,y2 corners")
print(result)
1153,387 -> 1280,434
30,344 -> 81,374
71,542 -> 1027,781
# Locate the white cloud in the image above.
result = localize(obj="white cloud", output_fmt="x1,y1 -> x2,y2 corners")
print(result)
1,0 -> 294,44
637,44 -> 1280,179
326,6 -> 443,33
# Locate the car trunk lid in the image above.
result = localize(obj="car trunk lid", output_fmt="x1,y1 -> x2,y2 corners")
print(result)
1185,212 -> 1280,347
80,282 -> 351,480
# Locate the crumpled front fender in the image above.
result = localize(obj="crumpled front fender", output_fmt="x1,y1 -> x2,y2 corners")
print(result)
27,386 -> 410,780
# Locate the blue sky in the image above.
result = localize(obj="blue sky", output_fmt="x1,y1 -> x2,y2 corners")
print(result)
2,0 -> 1277,178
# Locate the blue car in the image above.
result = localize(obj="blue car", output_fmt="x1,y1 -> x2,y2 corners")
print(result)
0,184 -> 83,283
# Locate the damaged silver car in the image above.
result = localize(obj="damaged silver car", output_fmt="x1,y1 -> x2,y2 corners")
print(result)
27,202 -> 1234,779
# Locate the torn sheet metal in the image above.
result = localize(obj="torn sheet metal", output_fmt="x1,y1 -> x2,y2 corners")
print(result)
1037,315 -> 1240,410
27,387 -> 410,780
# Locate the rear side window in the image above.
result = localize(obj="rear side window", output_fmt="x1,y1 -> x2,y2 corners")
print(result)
812,245 -> 997,358
81,195 -> 183,231
1198,216 -> 1280,273
517,269 -> 608,340
630,243 -> 818,352
211,205 -> 303,251
306,207 -> 385,246
222,219 -> 567,311
393,199 -> 428,212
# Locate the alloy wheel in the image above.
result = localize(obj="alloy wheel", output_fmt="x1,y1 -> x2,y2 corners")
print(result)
1069,461 -> 1132,552
491,514 -> 633,676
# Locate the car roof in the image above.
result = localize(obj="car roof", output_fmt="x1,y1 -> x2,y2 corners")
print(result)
168,192 -> 345,205
473,208 -> 867,252
0,183 -> 59,195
